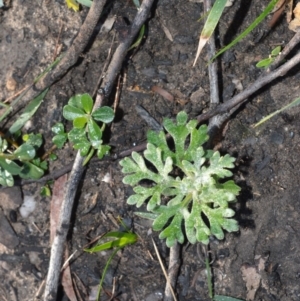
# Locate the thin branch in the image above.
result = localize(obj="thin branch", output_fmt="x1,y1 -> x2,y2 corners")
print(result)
43,1 -> 107,299
204,0 -> 221,144
43,0 -> 155,300
196,45 -> 300,124
163,242 -> 180,301
11,0 -> 107,117
43,152 -> 85,301
101,0 -> 154,96
267,30 -> 300,72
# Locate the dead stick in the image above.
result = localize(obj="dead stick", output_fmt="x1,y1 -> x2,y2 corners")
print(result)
43,1 -> 107,300
11,0 -> 107,116
101,0 -> 154,96
43,0 -> 155,300
196,46 -> 300,124
163,242 -> 180,301
205,0 -> 221,143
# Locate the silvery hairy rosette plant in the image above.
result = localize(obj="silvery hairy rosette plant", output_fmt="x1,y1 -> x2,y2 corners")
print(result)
120,111 -> 240,247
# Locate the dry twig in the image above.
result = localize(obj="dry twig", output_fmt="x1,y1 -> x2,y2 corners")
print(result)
43,0 -> 155,300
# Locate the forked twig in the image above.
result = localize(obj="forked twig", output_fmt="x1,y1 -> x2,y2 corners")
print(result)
43,0 -> 155,300
196,37 -> 300,124
152,238 -> 178,301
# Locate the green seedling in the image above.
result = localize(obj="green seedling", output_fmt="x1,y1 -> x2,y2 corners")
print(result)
193,0 -> 280,66
214,296 -> 245,301
65,0 -> 92,11
40,183 -> 52,197
128,0 -> 145,51
253,95 -> 300,128
0,55 -> 62,123
194,0 -> 228,66
52,93 -> 114,165
210,0 -> 280,63
256,46 -> 281,68
0,133 -> 45,186
120,111 -> 240,247
85,230 -> 137,301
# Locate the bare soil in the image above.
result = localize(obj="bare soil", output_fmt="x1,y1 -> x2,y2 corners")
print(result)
1,0 -> 300,301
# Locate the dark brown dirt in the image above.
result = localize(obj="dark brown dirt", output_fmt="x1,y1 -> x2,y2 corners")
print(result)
1,0 -> 300,300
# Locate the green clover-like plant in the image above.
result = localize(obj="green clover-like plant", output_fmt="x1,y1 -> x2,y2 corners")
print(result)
120,111 -> 240,247
53,93 -> 114,165
0,133 -> 45,187
256,46 -> 281,68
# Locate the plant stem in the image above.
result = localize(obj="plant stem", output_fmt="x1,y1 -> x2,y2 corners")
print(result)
0,153 -> 16,160
43,1 -> 107,300
43,0 -> 155,299
97,247 -> 121,301
196,46 -> 300,124
205,250 -> 213,299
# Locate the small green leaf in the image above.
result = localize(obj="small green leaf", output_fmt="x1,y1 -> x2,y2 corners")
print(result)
63,105 -> 85,121
65,0 -> 80,11
92,106 -> 114,123
68,128 -> 86,142
256,57 -> 273,68
73,116 -> 89,128
52,123 -> 65,135
32,158 -> 48,170
0,167 -> 14,186
14,144 -> 36,161
19,162 -> 44,179
76,0 -> 92,7
40,185 -> 51,197
8,88 -> 48,134
52,133 -> 68,149
84,231 -> 137,253
74,142 -> 91,156
0,137 -> 8,152
87,119 -> 102,148
0,158 -> 22,175
23,133 -> 43,149
68,94 -> 84,109
80,93 -> 94,114
128,24 -> 145,51
132,0 -> 140,8
49,153 -> 57,161
97,145 -> 110,159
271,46 -> 281,56
214,295 -> 245,301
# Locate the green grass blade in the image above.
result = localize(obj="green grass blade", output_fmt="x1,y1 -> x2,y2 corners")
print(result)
84,231 -> 137,253
128,24 -> 145,51
214,295 -> 245,301
193,0 -> 228,66
33,55 -> 63,83
8,88 -> 49,134
96,247 -> 120,301
253,96 -> 300,128
210,0 -> 280,63
76,0 -> 92,7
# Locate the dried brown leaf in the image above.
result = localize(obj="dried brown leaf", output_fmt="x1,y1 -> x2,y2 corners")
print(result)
151,86 -> 174,102
50,174 -> 68,243
62,246 -> 78,301
241,263 -> 261,301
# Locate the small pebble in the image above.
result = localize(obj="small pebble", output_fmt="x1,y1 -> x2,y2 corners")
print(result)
270,131 -> 284,145
19,195 -> 36,218
6,77 -> 17,91
0,209 -> 19,249
218,248 -> 230,259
